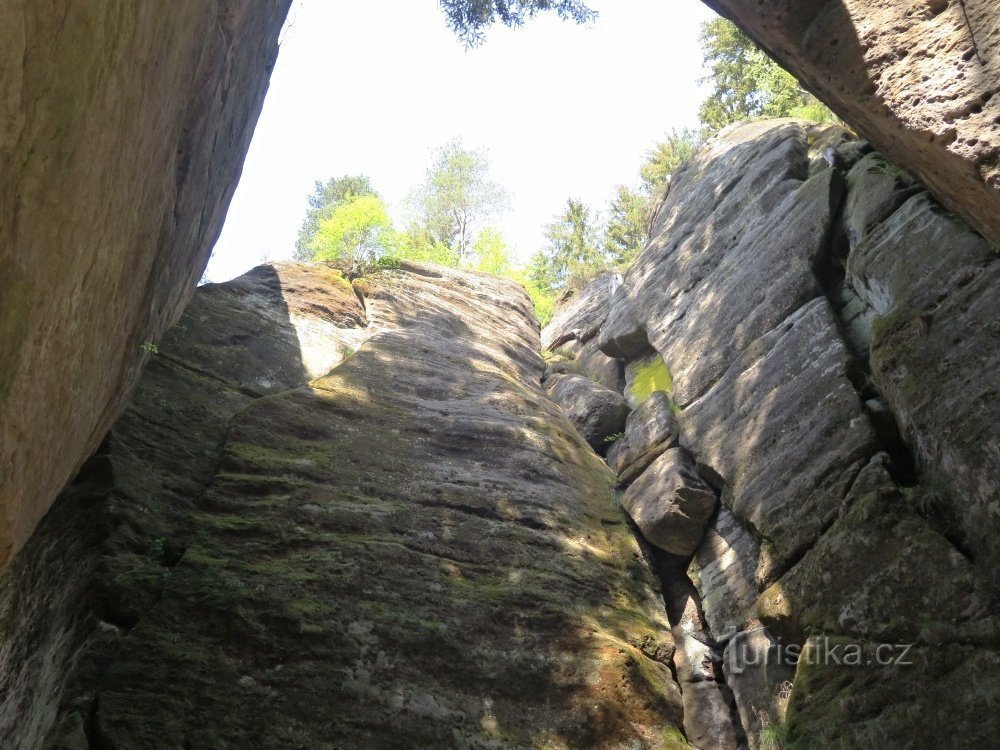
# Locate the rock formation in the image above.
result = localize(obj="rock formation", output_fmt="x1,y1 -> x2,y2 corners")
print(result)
0,262 -> 686,748
699,0 -> 1000,249
543,119 -> 1000,748
0,0 -> 292,576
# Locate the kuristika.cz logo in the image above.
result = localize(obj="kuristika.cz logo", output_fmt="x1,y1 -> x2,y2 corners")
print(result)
725,625 -> 915,675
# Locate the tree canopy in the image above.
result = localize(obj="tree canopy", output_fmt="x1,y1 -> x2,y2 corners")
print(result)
439,0 -> 596,46
307,193 -> 397,266
295,175 -> 376,261
698,18 -> 834,131
604,185 -> 649,267
408,139 -> 508,262
529,199 -> 607,293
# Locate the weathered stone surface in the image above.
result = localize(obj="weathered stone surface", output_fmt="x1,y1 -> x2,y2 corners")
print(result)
758,454 -> 998,646
0,263 -> 366,747
623,351 -> 673,409
680,681 -> 740,750
621,448 -> 717,557
575,339 -> 625,392
688,508 -> 761,644
847,193 -> 1000,587
843,153 -> 920,251
545,373 -> 630,450
540,271 -> 621,351
605,120 -> 846,408
0,0 -> 291,575
680,298 -> 879,585
701,0 -> 1000,249
0,263 -> 683,748
786,637 -> 1000,750
607,391 -> 678,477
722,620 -> 795,750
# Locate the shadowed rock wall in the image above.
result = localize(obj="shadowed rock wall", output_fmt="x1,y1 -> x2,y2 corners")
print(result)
0,0 -> 291,575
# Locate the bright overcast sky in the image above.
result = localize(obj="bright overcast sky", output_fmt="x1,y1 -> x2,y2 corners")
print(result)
206,0 -> 717,282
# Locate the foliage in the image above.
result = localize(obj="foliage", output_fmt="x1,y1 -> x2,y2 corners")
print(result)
396,225 -> 462,267
698,18 -> 835,131
604,185 -> 650,267
307,193 -> 398,268
529,199 -> 607,294
408,139 -> 508,261
439,0 -> 597,46
471,228 -> 513,275
295,175 -> 375,260
640,129 -> 703,195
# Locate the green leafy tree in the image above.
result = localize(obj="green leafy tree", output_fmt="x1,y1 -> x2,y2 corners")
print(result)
295,175 -> 376,260
440,0 -> 597,46
698,18 -> 834,131
640,129 -> 703,195
396,225 -> 461,267
471,228 -> 513,275
529,198 -> 606,294
604,185 -> 649,267
307,193 -> 398,267
409,139 -> 508,262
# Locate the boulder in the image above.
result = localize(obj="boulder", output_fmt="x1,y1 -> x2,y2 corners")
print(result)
606,390 -> 678,478
540,272 -> 620,351
621,448 -> 717,557
700,0 -> 1000,248
545,373 -> 630,450
574,339 -> 625,392
0,0 -> 291,575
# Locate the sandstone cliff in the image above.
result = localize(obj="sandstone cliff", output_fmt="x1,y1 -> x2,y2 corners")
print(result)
545,119 -> 1000,749
0,0 -> 291,576
700,0 -> 1000,249
0,262 -> 687,748
2,109 -> 999,748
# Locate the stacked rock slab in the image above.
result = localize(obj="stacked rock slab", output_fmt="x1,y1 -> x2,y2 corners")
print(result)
589,119 -> 999,748
0,262 -> 686,748
0,0 -> 292,577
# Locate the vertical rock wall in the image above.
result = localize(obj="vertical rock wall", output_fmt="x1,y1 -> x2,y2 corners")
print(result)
0,0 -> 291,575
549,119 -> 1000,749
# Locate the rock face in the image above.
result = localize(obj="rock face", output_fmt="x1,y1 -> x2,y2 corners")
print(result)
701,0 -> 1000,249
620,449 -> 717,557
0,0 -> 292,575
0,262 -> 685,748
582,119 -> 999,748
544,373 -> 630,450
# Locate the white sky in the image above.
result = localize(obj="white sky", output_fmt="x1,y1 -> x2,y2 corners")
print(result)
206,0 -> 717,282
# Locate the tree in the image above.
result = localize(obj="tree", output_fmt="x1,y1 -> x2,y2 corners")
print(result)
295,175 -> 376,260
409,139 -> 508,262
604,185 -> 649,267
471,228 -> 513,276
640,129 -> 703,195
529,198 -> 606,293
307,193 -> 397,267
439,0 -> 596,46
698,18 -> 834,132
